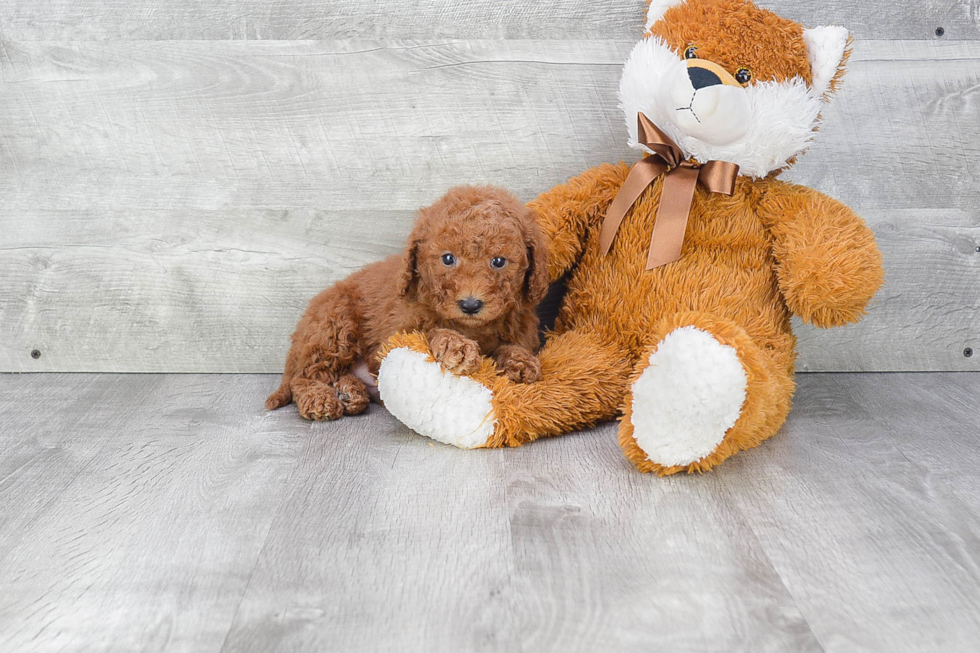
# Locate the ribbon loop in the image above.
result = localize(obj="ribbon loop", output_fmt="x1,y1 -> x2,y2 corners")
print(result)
599,113 -> 739,270
637,112 -> 684,169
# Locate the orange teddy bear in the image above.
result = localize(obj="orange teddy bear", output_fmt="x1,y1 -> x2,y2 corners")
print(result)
376,0 -> 884,474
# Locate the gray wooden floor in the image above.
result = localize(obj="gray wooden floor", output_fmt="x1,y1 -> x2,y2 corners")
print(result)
1,372 -> 979,652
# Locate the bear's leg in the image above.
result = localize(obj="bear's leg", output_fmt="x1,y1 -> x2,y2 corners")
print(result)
377,329 -> 633,448
620,312 -> 795,475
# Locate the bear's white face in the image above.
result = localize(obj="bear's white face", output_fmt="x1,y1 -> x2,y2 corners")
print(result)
619,35 -> 834,178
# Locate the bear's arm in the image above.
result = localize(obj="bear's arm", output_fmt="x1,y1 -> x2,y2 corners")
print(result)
527,162 -> 630,282
758,180 -> 884,328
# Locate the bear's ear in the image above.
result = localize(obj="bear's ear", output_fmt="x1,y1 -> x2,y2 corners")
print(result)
803,25 -> 852,100
644,0 -> 685,32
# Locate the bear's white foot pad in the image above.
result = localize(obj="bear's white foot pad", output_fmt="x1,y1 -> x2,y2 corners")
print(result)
377,347 -> 497,449
630,326 -> 747,467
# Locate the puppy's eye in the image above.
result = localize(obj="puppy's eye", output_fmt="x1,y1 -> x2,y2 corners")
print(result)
735,67 -> 752,85
684,46 -> 698,60
441,253 -> 456,266
490,257 -> 507,269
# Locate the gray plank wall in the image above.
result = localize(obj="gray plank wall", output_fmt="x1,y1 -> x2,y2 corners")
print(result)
0,1 -> 978,373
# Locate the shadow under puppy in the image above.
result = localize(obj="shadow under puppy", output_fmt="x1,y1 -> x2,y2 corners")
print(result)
266,185 -> 549,420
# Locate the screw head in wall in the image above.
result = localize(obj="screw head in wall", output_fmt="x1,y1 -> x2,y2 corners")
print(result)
936,27 -> 945,36
31,349 -> 42,359
966,348 -> 974,358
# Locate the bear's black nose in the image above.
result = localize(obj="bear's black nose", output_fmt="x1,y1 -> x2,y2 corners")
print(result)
458,298 -> 484,315
688,67 -> 722,90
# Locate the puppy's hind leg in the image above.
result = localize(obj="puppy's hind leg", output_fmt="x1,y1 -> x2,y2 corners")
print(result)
293,377 -> 345,420
335,373 -> 370,416
290,282 -> 364,421
293,371 -> 368,421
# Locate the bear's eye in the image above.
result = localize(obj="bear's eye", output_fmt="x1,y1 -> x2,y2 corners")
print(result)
490,257 -> 507,269
441,253 -> 456,266
735,68 -> 752,85
684,46 -> 698,60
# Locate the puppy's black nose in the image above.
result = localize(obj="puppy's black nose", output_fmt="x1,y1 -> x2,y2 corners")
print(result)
688,66 -> 722,90
458,298 -> 484,315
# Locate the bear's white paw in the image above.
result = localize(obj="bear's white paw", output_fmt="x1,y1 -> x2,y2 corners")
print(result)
377,347 -> 496,449
630,327 -> 747,467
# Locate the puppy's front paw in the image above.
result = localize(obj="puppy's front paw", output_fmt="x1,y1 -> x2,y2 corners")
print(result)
495,346 -> 542,384
429,329 -> 481,375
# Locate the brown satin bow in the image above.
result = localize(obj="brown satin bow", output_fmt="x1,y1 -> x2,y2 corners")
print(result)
598,113 -> 740,270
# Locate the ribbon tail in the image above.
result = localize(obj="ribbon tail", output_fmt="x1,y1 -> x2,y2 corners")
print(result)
646,166 -> 700,270
599,158 -> 668,256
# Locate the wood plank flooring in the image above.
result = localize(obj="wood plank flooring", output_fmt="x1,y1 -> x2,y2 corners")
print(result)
1,372 -> 979,652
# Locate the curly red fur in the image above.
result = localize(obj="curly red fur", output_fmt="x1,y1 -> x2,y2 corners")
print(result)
266,185 -> 548,420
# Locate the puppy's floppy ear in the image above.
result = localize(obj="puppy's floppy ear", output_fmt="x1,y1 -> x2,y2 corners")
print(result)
522,208 -> 550,305
398,236 -> 421,297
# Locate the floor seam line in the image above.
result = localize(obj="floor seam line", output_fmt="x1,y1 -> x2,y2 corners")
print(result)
216,432 -> 313,653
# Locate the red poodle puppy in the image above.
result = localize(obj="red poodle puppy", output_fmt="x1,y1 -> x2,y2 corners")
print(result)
266,185 -> 549,420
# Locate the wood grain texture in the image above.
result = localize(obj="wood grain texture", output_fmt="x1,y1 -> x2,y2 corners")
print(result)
225,404 -> 822,653
220,401 -> 521,653
0,374 -> 309,652
1,38 -> 977,372
493,430 -> 822,652
0,209 -> 413,372
4,40 -> 979,212
1,372 -> 978,651
718,373 -> 980,652
0,0 -> 977,41
0,39 -> 630,212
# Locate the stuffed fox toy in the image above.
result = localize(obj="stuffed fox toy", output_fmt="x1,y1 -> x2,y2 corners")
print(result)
376,0 -> 884,474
